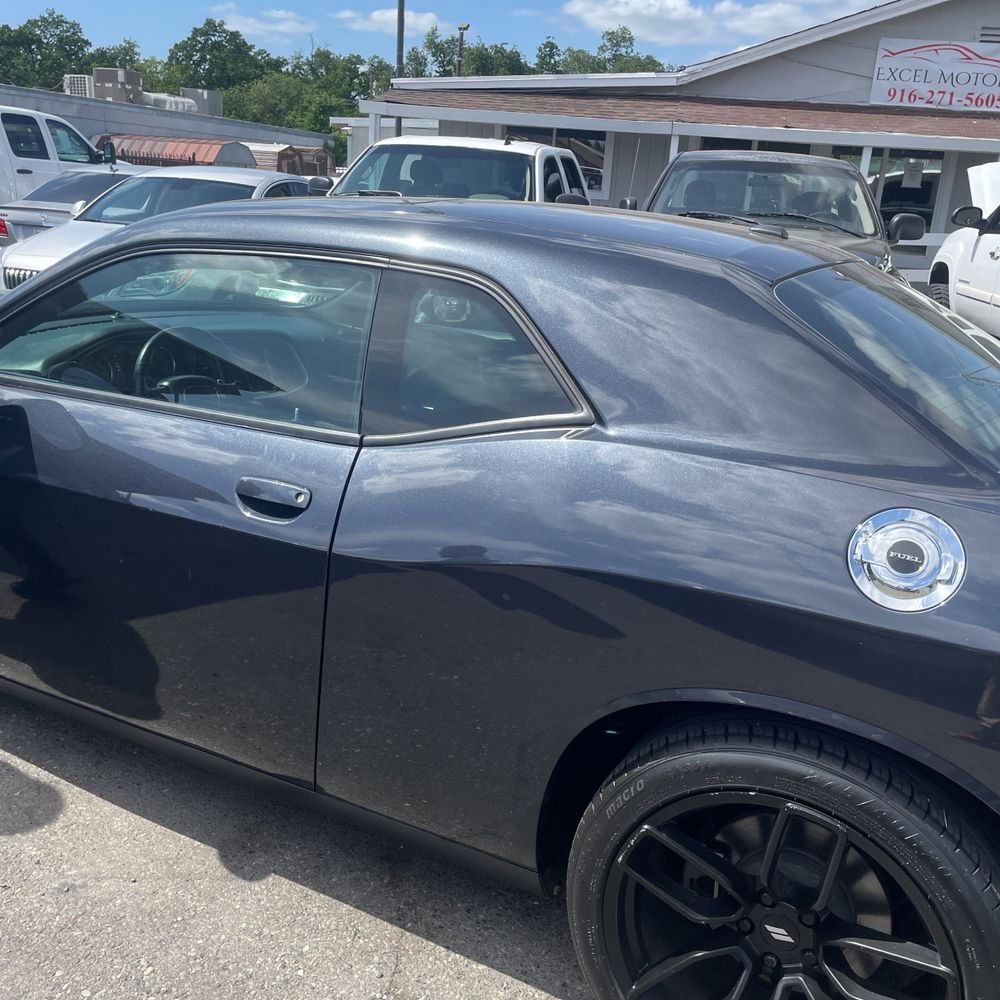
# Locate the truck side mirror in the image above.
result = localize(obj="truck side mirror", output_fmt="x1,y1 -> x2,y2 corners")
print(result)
307,176 -> 334,196
886,212 -> 925,242
102,141 -> 117,166
70,199 -> 87,218
619,197 -> 639,211
951,205 -> 984,230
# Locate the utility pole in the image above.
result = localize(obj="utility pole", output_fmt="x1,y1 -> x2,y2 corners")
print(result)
394,0 -> 405,136
456,23 -> 470,76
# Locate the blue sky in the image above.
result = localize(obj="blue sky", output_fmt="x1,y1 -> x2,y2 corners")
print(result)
12,0 -> 880,69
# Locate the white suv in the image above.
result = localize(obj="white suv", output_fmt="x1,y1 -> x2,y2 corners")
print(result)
929,163 -> 1000,334
329,136 -> 590,204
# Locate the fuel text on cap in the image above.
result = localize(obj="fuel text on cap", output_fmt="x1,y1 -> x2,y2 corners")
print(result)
848,509 -> 965,613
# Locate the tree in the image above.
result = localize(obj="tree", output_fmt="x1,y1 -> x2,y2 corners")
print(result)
167,18 -> 283,91
133,56 -> 185,94
558,47 -> 604,74
420,26 -> 457,78
404,45 -> 429,78
462,41 -> 531,77
597,26 -> 666,72
89,38 -> 141,71
0,9 -> 90,88
534,37 -> 562,75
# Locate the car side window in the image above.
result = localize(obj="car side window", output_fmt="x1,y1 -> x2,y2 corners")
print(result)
263,182 -> 292,198
0,253 -> 379,433
361,270 -> 578,435
45,120 -> 93,163
560,156 -> 586,197
2,114 -> 49,160
542,157 -> 564,202
289,181 -> 308,196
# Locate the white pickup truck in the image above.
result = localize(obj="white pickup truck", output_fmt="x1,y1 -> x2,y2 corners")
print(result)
929,163 -> 1000,334
1,105 -> 118,203
325,136 -> 591,204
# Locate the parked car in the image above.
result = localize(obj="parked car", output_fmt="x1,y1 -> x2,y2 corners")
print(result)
0,165 -> 148,249
328,135 -> 590,204
0,104 -> 119,202
626,150 -> 925,279
2,198 -> 1000,1000
928,163 -> 1000,333
0,166 -> 309,291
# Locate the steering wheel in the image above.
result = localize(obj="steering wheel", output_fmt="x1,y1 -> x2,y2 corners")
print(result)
132,326 -> 226,399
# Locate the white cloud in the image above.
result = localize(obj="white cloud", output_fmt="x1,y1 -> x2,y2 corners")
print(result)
209,4 -> 318,36
333,8 -> 450,37
561,0 -> 875,47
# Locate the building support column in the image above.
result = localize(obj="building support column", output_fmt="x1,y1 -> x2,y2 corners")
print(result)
668,133 -> 680,163
368,112 -> 382,147
859,145 -> 873,179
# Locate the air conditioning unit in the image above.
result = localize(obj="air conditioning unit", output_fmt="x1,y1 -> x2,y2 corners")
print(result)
63,74 -> 95,99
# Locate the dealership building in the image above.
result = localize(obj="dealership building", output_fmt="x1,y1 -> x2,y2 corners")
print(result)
359,0 -> 1000,281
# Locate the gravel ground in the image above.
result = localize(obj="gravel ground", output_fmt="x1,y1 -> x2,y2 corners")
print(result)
0,692 -> 592,1000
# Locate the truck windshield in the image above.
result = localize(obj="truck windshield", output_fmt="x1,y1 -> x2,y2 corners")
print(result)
80,176 -> 255,225
651,160 -> 880,238
335,145 -> 535,201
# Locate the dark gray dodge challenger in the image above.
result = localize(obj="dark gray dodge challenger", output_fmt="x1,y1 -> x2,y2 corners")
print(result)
0,198 -> 998,1000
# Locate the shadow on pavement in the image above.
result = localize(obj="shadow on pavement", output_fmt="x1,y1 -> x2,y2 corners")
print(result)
0,692 -> 590,1000
0,757 -> 63,836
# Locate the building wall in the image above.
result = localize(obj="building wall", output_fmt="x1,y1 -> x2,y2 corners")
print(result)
685,0 -> 1000,103
0,83 -> 329,149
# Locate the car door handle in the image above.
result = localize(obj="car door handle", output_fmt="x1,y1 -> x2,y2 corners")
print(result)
236,476 -> 312,521
15,168 -> 32,175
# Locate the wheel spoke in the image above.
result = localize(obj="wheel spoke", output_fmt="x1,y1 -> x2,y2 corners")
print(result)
760,803 -> 849,909
822,920 -> 956,982
627,940 -> 748,999
774,973 -> 838,1000
619,823 -> 753,925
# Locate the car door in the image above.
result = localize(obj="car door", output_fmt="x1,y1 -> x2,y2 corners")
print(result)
0,247 -> 379,784
316,265 -> 591,847
954,208 -> 1000,332
1,113 -> 61,199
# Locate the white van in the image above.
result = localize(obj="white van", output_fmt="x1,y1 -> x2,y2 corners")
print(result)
0,105 -> 118,203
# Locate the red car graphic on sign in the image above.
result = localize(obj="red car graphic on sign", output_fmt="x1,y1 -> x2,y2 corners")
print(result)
881,42 -> 1000,70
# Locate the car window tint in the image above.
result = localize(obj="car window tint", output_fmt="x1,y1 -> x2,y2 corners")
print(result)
45,120 -> 93,163
361,270 -> 576,435
776,263 -> 1000,466
0,253 -> 379,433
542,157 -> 563,202
2,114 -> 49,160
80,177 -> 255,225
22,171 -> 127,205
560,156 -> 586,197
263,183 -> 291,198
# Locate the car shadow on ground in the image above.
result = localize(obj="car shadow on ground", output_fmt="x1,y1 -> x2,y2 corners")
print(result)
0,692 -> 591,1000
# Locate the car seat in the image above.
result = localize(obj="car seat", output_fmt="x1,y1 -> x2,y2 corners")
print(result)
408,158 -> 444,196
683,179 -> 717,211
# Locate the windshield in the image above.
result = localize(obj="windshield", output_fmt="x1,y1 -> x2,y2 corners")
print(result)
24,171 -> 129,206
80,176 -> 255,225
776,263 -> 1000,468
335,145 -> 535,200
650,160 -> 880,238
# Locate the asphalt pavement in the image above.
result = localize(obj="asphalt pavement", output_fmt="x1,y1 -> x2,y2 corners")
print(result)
0,693 -> 591,1000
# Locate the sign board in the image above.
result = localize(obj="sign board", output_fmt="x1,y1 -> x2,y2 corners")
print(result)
870,38 -> 1000,112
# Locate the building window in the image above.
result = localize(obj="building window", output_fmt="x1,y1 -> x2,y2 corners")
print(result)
699,137 -> 753,151
505,126 -> 613,201
757,141 -> 811,154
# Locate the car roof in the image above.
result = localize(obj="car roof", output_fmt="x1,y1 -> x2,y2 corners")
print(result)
673,150 -> 860,170
369,135 -> 551,155
69,196 -> 854,285
135,165 -> 304,184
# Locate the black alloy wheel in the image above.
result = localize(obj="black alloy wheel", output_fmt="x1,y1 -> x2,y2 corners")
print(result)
567,719 -> 1000,1000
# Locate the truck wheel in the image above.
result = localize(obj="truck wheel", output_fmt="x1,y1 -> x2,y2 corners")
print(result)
567,717 -> 999,1000
929,283 -> 950,308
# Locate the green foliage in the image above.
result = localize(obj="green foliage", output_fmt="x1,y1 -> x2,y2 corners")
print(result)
404,45 -> 429,79
89,38 -> 141,72
420,26 -> 458,78
166,18 -> 284,91
534,37 -> 562,75
462,41 -> 532,77
0,9 -> 90,88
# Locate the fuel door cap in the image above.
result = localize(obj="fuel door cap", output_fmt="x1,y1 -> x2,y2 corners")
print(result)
848,509 -> 965,612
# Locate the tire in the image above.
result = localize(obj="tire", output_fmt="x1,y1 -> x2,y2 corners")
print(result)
929,282 -> 950,308
566,717 -> 1000,1000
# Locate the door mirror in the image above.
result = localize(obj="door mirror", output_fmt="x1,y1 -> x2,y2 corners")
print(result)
951,205 -> 984,230
886,212 -> 925,242
307,175 -> 334,196
619,197 -> 639,211
70,199 -> 87,218
554,193 -> 589,206
102,141 -> 117,165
